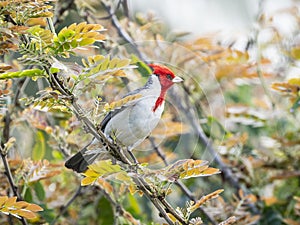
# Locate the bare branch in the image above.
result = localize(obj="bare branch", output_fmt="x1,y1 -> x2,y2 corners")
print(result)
51,185 -> 83,225
0,112 -> 28,225
149,137 -> 218,225
101,1 -> 147,62
169,88 -> 260,215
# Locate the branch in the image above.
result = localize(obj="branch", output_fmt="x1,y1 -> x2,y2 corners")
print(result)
169,88 -> 260,215
51,185 -> 83,225
53,0 -> 75,25
132,176 -> 177,225
95,3 -> 222,223
44,67 -> 186,224
94,186 -> 140,225
0,112 -> 28,225
253,0 -> 275,109
149,137 -> 218,225
96,0 -> 122,20
101,1 -> 147,62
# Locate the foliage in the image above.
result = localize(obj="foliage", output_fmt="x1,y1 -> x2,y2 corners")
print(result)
0,0 -> 300,225
0,196 -> 43,220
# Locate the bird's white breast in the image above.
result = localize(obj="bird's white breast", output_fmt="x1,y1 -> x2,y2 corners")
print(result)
103,75 -> 164,149
104,96 -> 164,149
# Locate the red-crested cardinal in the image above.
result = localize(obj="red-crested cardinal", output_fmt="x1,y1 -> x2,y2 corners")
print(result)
65,64 -> 183,172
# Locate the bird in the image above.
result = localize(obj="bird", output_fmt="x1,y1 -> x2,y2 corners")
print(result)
65,64 -> 183,172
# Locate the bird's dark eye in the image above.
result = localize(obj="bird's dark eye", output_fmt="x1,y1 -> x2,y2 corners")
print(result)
166,74 -> 173,80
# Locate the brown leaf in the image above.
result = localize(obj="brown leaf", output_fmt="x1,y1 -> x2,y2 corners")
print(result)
25,204 -> 43,212
0,196 -> 8,207
4,196 -> 17,207
283,218 -> 300,225
16,210 -> 37,219
13,201 -> 29,209
189,189 -> 224,212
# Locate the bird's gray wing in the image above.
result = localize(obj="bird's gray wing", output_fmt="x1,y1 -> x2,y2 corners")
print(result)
100,84 -> 150,130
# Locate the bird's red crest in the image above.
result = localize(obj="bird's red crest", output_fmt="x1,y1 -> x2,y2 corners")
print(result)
148,64 -> 176,79
148,64 -> 177,112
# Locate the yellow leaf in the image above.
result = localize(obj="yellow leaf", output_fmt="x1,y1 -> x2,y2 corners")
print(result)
105,94 -> 142,112
82,169 -> 100,178
0,196 -> 8,207
128,184 -> 137,195
81,177 -> 96,186
189,189 -> 224,212
27,18 -> 47,27
13,201 -> 29,209
108,58 -> 119,69
4,197 -> 17,207
201,167 -> 220,176
113,70 -> 127,77
115,172 -> 132,184
288,78 -> 300,86
116,59 -> 131,68
16,210 -> 37,219
291,47 -> 300,59
271,82 -> 299,95
167,213 -> 177,222
26,204 -> 43,212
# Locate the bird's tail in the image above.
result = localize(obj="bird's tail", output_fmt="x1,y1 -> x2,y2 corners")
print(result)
65,148 -> 100,173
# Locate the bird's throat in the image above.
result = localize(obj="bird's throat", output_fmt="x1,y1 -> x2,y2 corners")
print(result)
152,90 -> 166,112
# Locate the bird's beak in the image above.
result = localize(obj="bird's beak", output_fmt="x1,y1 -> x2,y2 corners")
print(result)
172,76 -> 183,83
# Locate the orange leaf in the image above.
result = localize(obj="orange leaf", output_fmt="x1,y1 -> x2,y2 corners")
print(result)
201,167 -> 220,175
16,210 -> 37,219
189,189 -> 224,212
262,196 -> 278,206
282,218 -> 300,225
0,196 -> 8,207
4,197 -> 17,207
13,201 -> 29,209
26,204 -> 43,212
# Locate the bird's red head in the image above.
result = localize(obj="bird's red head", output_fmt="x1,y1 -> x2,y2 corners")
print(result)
148,64 -> 183,90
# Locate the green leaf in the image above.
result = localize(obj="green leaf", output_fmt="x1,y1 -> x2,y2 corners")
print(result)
57,29 -> 75,42
131,55 -> 151,77
290,96 -> 300,113
33,181 -> 46,201
100,57 -> 110,71
97,197 -> 114,224
32,131 -> 46,161
24,188 -> 33,203
79,38 -> 95,46
116,59 -> 131,68
63,42 -> 71,51
0,69 -> 45,79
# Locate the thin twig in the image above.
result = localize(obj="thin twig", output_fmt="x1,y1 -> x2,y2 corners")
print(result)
1,112 -> 28,225
132,177 -> 177,225
169,88 -> 260,215
96,0 -> 122,20
149,137 -> 218,225
95,185 -> 141,225
98,3 -> 220,223
42,8 -> 218,224
53,0 -> 75,25
51,185 -> 83,225
254,0 -> 275,109
45,66 -> 183,224
101,1 -> 147,62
